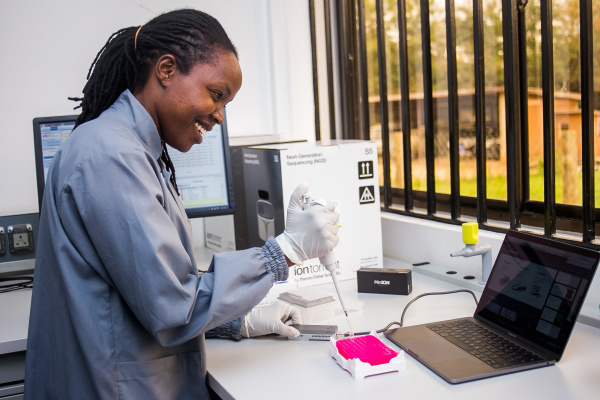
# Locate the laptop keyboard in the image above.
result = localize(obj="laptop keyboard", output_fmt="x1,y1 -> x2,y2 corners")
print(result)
427,320 -> 544,369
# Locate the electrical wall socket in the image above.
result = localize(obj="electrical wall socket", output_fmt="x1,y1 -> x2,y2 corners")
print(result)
0,213 -> 39,274
8,224 -> 34,253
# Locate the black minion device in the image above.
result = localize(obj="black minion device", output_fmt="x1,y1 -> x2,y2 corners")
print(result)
357,268 -> 412,295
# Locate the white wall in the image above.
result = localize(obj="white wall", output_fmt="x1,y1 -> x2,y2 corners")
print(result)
0,0 -> 315,216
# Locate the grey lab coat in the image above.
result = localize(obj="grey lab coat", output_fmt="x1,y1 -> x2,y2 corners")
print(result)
24,90 -> 288,399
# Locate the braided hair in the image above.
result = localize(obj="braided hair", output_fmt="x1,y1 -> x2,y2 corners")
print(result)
69,9 -> 238,194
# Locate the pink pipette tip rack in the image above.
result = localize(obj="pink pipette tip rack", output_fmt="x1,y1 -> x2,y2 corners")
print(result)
329,331 -> 406,379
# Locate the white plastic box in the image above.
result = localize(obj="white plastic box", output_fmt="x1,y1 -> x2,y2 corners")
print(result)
329,331 -> 406,379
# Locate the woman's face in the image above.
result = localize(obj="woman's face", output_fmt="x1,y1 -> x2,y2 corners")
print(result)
155,49 -> 242,152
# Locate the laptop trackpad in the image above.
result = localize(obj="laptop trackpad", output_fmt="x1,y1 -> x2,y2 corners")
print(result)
405,336 -> 470,364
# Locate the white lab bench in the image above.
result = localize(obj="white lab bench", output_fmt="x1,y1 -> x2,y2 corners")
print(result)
205,258 -> 600,400
2,257 -> 600,399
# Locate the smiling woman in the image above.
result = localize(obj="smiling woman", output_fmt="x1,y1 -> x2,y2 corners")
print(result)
24,8 -> 340,400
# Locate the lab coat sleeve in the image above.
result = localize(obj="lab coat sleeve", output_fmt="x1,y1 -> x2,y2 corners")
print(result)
60,147 -> 287,347
205,316 -> 244,341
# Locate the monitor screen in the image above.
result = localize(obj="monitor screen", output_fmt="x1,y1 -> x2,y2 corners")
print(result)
33,115 -> 78,210
166,121 -> 236,218
33,114 -> 235,218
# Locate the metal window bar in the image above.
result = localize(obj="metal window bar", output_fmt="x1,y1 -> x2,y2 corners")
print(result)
445,0 -> 461,221
324,0 -> 337,140
357,0 -> 371,141
335,1 -> 360,140
473,0 -> 488,224
580,0 -> 596,243
502,0 -> 523,231
420,0 -> 436,216
540,0 -> 556,236
397,0 -> 414,212
518,1 -> 530,205
375,0 -> 393,207
309,0 -> 321,141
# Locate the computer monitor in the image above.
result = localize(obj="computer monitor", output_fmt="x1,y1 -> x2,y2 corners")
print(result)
33,114 -> 236,218
32,115 -> 78,211
165,119 -> 236,218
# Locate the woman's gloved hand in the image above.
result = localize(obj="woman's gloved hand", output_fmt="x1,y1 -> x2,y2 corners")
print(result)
241,301 -> 302,338
275,182 -> 340,265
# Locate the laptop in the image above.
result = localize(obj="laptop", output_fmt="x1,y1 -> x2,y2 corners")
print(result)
384,229 -> 599,383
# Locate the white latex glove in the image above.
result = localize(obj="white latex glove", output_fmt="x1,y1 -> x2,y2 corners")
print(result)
241,301 -> 302,338
275,182 -> 340,265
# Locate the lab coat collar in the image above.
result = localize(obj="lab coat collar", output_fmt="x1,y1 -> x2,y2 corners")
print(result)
113,89 -> 163,162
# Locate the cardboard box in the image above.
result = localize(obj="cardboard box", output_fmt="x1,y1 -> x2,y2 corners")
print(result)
242,140 -> 383,285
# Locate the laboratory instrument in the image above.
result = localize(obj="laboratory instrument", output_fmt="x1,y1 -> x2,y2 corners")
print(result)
302,192 -> 353,335
357,267 -> 412,295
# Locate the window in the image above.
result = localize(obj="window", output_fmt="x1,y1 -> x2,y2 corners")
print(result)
309,0 -> 600,246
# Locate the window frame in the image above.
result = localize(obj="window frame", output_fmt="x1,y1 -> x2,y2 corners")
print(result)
308,0 -> 598,249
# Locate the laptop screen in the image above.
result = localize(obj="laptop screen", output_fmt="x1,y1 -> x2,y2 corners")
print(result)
475,230 -> 599,358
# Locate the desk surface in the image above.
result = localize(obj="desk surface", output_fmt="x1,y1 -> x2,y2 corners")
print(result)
205,258 -> 600,400
3,258 -> 600,399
